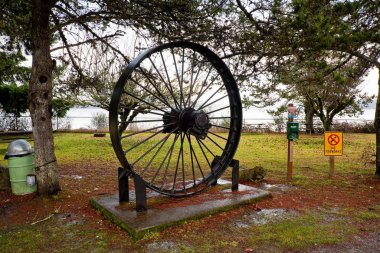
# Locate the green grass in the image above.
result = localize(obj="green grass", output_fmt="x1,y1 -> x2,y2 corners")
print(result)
246,213 -> 357,251
0,132 -> 376,193
356,211 -> 380,220
0,132 -> 375,177
0,216 -> 135,253
236,133 -> 375,180
136,211 -> 359,253
0,230 -> 125,253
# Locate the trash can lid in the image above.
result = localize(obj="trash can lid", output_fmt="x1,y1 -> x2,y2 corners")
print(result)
4,139 -> 34,159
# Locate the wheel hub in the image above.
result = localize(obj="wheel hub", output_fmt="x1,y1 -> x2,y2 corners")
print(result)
163,107 -> 210,139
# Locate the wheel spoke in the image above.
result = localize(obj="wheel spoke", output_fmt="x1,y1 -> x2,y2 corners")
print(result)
119,119 -> 163,124
150,133 -> 180,186
140,128 -> 178,176
137,67 -> 177,110
179,47 -> 185,108
209,116 -> 232,119
211,124 -> 230,130
159,51 -> 179,111
149,57 -> 181,109
124,129 -> 164,154
181,133 -> 186,190
130,77 -> 175,111
205,135 -> 225,152
120,123 -> 175,140
141,128 -> 178,176
190,72 -> 218,108
122,106 -> 175,118
123,90 -> 169,115
198,94 -> 228,111
188,134 -> 196,186
190,65 -> 213,108
208,131 -> 228,141
132,128 -> 178,166
205,105 -> 231,115
185,52 -> 195,108
185,52 -> 201,107
187,134 -> 205,182
195,137 -> 212,168
197,85 -> 224,111
171,47 -> 182,107
159,133 -> 181,189
172,132 -> 185,192
198,138 -> 216,157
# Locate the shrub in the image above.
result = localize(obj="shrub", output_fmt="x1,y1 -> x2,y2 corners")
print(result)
332,121 -> 375,133
90,113 -> 108,131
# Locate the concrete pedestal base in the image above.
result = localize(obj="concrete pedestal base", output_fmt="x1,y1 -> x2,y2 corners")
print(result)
90,180 -> 270,238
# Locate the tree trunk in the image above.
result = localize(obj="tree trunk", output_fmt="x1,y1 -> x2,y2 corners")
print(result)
118,103 -> 136,134
375,66 -> 380,177
29,0 -> 60,194
304,102 -> 315,134
323,118 -> 332,132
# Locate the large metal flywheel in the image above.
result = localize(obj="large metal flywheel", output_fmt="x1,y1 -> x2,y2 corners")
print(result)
109,41 -> 242,197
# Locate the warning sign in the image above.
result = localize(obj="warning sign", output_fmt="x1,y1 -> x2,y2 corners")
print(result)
324,132 -> 343,156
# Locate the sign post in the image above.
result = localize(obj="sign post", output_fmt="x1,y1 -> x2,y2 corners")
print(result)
324,132 -> 343,178
287,104 -> 299,181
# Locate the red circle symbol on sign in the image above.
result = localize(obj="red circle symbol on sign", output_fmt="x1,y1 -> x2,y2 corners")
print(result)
328,134 -> 340,146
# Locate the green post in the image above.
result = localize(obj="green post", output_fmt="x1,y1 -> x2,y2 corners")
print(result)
287,104 -> 299,181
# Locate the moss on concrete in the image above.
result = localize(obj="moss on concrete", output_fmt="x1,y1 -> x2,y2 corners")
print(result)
90,189 -> 271,239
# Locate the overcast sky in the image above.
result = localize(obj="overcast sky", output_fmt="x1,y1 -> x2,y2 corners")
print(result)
362,68 -> 379,97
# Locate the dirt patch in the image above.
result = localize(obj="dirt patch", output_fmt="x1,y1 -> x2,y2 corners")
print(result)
233,208 -> 299,228
1,162 -> 379,252
246,175 -> 380,211
145,241 -> 179,252
0,161 -> 119,229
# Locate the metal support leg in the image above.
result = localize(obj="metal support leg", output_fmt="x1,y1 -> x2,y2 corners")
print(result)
133,174 -> 148,212
210,178 -> 218,186
210,156 -> 221,186
230,159 -> 239,191
118,167 -> 129,202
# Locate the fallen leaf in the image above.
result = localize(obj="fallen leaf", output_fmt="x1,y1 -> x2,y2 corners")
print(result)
250,204 -> 261,211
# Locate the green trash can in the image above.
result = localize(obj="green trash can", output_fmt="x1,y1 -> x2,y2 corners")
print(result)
5,139 -> 37,195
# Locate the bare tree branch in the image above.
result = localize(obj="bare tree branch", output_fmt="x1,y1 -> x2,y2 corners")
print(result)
347,50 -> 380,67
51,13 -> 85,81
50,33 -> 122,52
51,7 -> 121,33
54,4 -> 130,63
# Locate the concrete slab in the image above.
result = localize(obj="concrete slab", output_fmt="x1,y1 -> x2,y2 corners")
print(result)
90,180 -> 270,238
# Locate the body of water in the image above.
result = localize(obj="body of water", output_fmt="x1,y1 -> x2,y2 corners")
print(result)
66,106 -> 108,129
65,105 -> 376,130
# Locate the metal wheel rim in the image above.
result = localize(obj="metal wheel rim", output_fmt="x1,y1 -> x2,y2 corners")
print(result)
109,41 -> 242,197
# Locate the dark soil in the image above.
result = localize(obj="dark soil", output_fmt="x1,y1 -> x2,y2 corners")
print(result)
1,161 -> 379,252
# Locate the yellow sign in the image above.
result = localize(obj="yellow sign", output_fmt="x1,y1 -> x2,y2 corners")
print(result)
324,132 -> 343,156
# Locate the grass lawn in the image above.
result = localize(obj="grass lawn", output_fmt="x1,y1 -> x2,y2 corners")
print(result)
0,132 -> 379,252
1,132 -> 375,175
